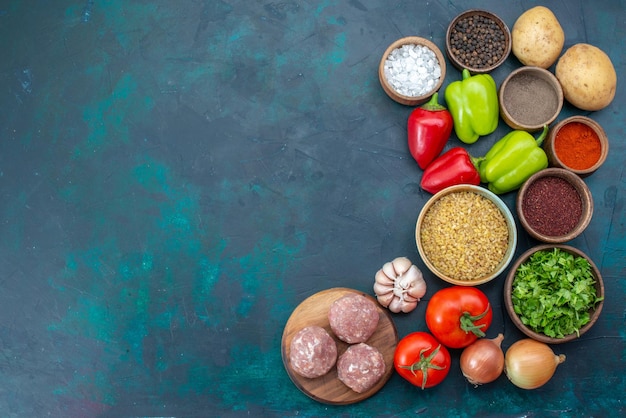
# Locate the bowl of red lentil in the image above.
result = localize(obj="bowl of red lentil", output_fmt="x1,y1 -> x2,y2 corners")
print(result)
445,9 -> 511,74
543,116 -> 609,177
516,168 -> 593,244
504,244 -> 604,344
415,185 -> 517,286
379,36 -> 446,106
499,66 -> 564,132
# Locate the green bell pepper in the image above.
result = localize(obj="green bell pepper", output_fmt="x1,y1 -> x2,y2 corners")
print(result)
444,68 -> 499,144
477,125 -> 549,194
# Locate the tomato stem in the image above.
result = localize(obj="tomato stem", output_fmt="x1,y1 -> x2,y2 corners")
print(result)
459,303 -> 490,337
398,344 -> 446,389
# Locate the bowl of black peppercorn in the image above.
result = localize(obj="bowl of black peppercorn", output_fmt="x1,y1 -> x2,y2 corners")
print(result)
446,9 -> 511,74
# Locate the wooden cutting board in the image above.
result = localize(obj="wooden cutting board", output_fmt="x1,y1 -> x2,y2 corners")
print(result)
281,287 -> 398,405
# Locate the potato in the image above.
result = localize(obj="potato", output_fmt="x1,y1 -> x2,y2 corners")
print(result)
556,43 -> 617,111
512,6 -> 564,69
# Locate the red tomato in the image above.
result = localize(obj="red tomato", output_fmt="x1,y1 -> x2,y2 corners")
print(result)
425,286 -> 493,349
393,332 -> 451,389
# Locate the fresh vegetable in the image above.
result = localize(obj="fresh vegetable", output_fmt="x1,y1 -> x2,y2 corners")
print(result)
425,286 -> 493,349
420,147 -> 481,194
394,332 -> 451,389
444,68 -> 499,144
556,43 -> 617,111
504,338 -> 566,389
407,92 -> 454,169
477,125 -> 549,194
511,248 -> 603,338
511,6 -> 564,69
460,334 -> 504,386
373,256 -> 427,313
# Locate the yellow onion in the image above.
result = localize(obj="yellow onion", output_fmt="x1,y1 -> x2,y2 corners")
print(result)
504,338 -> 566,389
460,333 -> 504,386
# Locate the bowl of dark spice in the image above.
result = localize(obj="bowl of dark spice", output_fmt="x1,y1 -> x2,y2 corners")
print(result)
446,9 -> 511,74
504,244 -> 604,344
544,116 -> 609,177
499,66 -> 563,132
517,168 -> 593,243
379,36 -> 446,106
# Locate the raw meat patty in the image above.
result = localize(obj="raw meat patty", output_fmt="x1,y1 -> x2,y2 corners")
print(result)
337,343 -> 386,393
289,325 -> 337,378
328,294 -> 380,343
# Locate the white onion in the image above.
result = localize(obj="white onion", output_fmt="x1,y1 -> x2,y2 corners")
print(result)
504,338 -> 566,389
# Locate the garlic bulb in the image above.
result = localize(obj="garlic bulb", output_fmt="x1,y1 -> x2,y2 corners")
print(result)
373,257 -> 427,313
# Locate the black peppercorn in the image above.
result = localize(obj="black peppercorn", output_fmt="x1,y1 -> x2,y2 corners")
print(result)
449,13 -> 507,70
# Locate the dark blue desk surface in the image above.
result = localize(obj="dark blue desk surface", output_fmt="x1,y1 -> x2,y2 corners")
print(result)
1,1 -> 624,416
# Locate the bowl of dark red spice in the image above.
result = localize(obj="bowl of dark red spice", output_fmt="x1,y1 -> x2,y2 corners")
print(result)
544,116 -> 609,177
499,66 -> 564,132
517,168 -> 593,244
379,36 -> 446,106
446,9 -> 511,74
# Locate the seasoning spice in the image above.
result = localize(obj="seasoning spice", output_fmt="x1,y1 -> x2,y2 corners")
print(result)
554,122 -> 601,170
449,14 -> 507,69
420,191 -> 509,280
522,176 -> 582,236
502,74 -> 559,126
383,44 -> 441,97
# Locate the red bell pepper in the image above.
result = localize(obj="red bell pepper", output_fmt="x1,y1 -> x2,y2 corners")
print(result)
420,147 -> 481,194
408,92 -> 454,169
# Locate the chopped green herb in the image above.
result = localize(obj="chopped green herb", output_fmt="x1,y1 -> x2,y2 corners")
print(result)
511,248 -> 603,338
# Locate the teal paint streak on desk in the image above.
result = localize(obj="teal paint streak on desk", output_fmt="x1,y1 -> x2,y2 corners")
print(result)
39,142 -> 303,409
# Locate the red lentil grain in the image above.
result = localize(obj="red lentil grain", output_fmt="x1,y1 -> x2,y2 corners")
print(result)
521,176 -> 582,237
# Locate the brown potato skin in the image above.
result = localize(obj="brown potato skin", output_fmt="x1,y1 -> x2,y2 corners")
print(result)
512,6 -> 564,69
556,43 -> 617,111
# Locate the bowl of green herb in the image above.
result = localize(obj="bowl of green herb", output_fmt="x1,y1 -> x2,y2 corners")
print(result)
504,244 -> 604,344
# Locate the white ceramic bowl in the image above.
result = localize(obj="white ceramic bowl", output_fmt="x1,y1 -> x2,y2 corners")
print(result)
416,185 -> 517,286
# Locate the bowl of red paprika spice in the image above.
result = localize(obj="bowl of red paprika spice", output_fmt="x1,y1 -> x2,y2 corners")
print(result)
543,116 -> 609,177
516,168 -> 593,244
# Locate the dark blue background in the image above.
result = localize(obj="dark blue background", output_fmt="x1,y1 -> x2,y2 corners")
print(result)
1,1 -> 624,416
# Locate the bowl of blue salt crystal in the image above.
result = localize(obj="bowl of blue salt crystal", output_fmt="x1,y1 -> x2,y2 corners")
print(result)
379,36 -> 446,106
